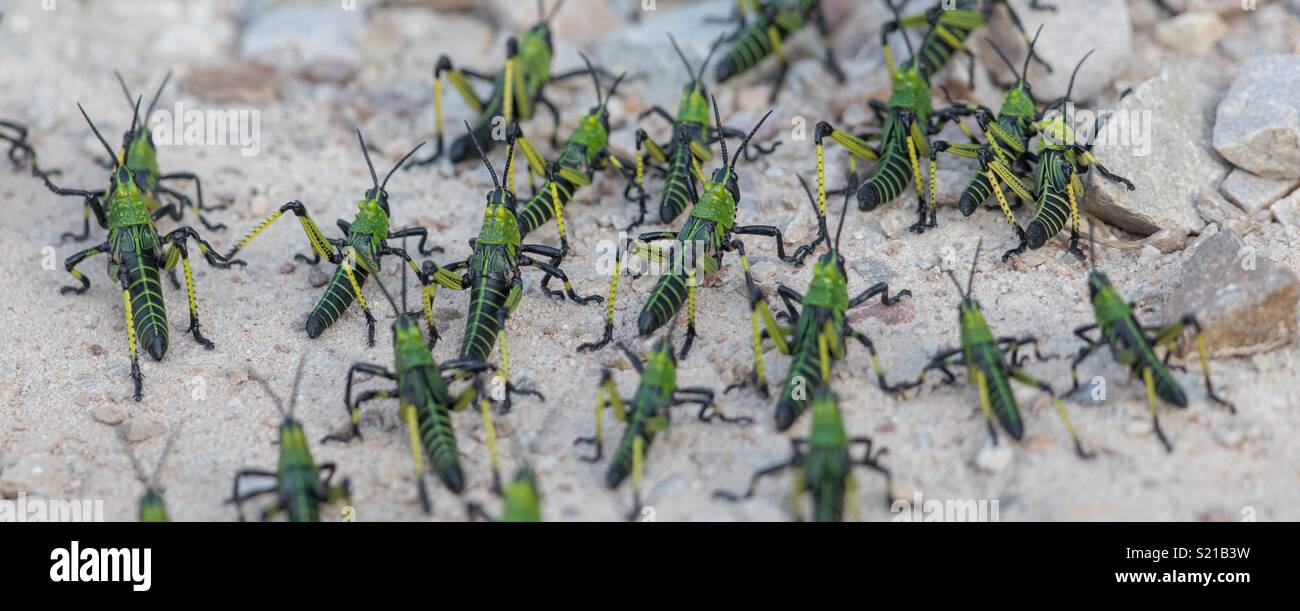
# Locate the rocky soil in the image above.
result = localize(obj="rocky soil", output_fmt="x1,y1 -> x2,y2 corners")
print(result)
1,0 -> 1298,521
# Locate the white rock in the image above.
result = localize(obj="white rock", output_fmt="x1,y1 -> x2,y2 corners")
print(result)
1220,169 -> 1300,214
1085,65 -> 1225,235
975,443 -> 1013,473
240,5 -> 365,84
1154,13 -> 1227,56
1213,55 -> 1300,180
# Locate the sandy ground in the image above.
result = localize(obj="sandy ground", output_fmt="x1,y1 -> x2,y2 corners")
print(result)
1,0 -> 1299,522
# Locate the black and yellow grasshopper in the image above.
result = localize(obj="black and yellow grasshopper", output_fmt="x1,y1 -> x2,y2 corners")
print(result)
713,0 -> 846,103
410,0 -> 607,167
120,428 -> 179,523
1068,231 -> 1235,452
467,466 -> 544,522
58,101 -> 244,401
884,0 -> 1053,88
629,35 -> 779,229
224,130 -> 445,346
905,240 -> 1091,457
228,358 -> 353,523
44,71 -> 225,243
576,337 -> 750,519
731,174 -> 912,431
715,388 -> 892,522
578,98 -> 801,359
512,54 -> 636,269
430,124 -> 601,412
322,267 -> 498,513
976,50 -> 1135,261
923,29 -> 1045,244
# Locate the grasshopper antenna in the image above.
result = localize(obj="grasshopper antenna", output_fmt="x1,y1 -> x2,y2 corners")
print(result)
605,71 -> 628,107
114,71 -> 137,118
579,52 -> 603,109
834,176 -> 852,252
987,39 -> 1022,83
146,70 -> 173,122
1063,49 -> 1095,137
965,238 -> 983,298
885,0 -> 915,63
287,354 -> 307,418
382,141 -> 427,190
464,121 -> 499,189
356,129 -> 380,191
700,34 -> 726,82
668,34 -> 694,78
545,0 -> 566,23
730,109 -> 772,172
372,269 -> 402,318
710,95 -> 728,167
249,368 -> 286,417
1022,25 -> 1043,84
78,103 -> 120,167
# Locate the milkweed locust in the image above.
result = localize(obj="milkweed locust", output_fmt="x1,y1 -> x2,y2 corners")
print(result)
883,0 -> 1054,89
715,387 -> 893,522
511,53 -> 638,277
223,130 -> 445,347
577,97 -> 803,359
57,100 -> 245,401
428,123 -> 601,413
628,35 -> 779,229
576,337 -> 750,520
1068,228 -> 1235,452
409,0 -> 610,167
923,28 -> 1046,245
228,357 -> 353,523
42,71 -> 226,242
729,173 -> 912,431
975,50 -> 1135,261
903,240 -> 1091,457
322,264 -> 499,513
712,0 -> 846,103
120,428 -> 180,523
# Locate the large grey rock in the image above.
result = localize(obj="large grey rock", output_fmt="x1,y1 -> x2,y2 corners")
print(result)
1219,168 -> 1299,214
1085,65 -> 1227,236
1213,55 -> 1300,180
239,4 -> 365,84
1163,229 -> 1300,356
984,0 -> 1132,101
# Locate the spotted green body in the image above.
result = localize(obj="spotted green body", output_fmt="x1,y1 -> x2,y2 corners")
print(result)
307,198 -> 390,338
392,315 -> 467,492
715,0 -> 815,83
460,194 -> 522,363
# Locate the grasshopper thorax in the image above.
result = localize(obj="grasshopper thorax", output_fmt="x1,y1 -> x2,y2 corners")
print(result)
643,337 -> 679,403
999,82 -> 1036,124
350,195 -> 391,239
889,63 -> 933,117
959,298 -> 997,346
808,389 -> 848,447
571,111 -> 610,161
478,190 -> 522,247
277,417 -> 317,471
501,467 -> 543,522
677,81 -> 711,127
690,173 -> 739,230
803,251 -> 850,312
392,314 -> 436,373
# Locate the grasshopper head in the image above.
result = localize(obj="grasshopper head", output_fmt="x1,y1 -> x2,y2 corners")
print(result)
1087,270 -> 1114,301
805,250 -> 850,311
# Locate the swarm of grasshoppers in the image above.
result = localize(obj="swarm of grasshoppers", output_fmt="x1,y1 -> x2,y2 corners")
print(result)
58,100 -> 244,401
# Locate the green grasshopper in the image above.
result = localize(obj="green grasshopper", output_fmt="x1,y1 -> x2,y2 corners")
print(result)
578,98 -> 800,359
884,0 -> 1053,89
322,266 -> 498,513
1068,230 -> 1235,452
731,174 -> 912,431
922,29 -> 1045,244
715,387 -> 892,522
713,0 -> 846,103
814,0 -> 965,225
977,50 -> 1135,261
228,358 -> 353,523
430,124 -> 602,413
905,240 -> 1091,457
57,100 -> 244,401
44,71 -> 225,243
409,0 -> 606,167
224,130 -> 445,346
512,53 -> 636,271
576,337 -> 750,519
120,429 -> 179,523
629,35 -> 779,229
467,466 -> 544,522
